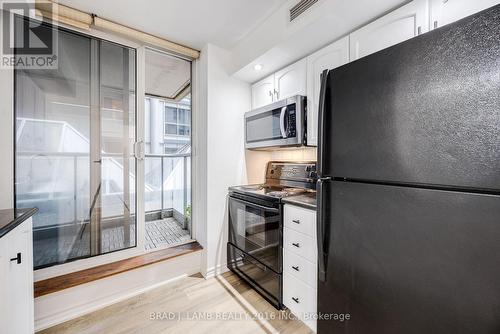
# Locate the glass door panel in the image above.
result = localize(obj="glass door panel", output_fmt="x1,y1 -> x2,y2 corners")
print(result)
15,25 -> 92,269
97,40 -> 136,254
143,49 -> 192,250
14,19 -> 137,269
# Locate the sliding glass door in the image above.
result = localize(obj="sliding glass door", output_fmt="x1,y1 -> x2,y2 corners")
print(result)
143,49 -> 193,250
14,19 -> 137,269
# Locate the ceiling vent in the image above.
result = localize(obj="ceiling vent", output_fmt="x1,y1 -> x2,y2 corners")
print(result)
289,0 -> 319,22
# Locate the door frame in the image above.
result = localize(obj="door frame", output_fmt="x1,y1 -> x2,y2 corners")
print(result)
11,16 -> 198,281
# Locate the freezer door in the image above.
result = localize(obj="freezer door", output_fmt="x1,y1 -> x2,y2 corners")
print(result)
317,181 -> 500,334
322,6 -> 500,190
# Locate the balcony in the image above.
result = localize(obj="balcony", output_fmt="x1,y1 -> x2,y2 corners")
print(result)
16,150 -> 191,269
144,153 -> 192,250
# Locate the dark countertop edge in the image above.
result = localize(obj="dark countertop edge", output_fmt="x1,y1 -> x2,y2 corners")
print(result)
282,197 -> 317,211
0,207 -> 38,239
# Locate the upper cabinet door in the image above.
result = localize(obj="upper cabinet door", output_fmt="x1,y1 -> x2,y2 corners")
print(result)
306,36 -> 349,147
349,0 -> 429,61
430,0 -> 499,30
251,74 -> 274,109
274,59 -> 307,101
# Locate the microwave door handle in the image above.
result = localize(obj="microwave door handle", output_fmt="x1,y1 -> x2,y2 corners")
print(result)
280,106 -> 287,138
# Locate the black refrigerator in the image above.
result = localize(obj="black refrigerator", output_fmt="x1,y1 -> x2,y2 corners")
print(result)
316,5 -> 500,334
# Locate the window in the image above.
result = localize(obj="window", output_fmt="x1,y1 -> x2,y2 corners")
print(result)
163,105 -> 191,138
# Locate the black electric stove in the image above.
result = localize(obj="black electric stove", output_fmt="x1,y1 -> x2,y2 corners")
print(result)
227,161 -> 317,309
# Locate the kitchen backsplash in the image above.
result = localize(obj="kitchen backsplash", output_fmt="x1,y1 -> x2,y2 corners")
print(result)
271,147 -> 317,161
244,147 -> 317,184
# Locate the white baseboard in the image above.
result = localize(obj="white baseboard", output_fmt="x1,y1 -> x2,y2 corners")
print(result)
35,251 -> 201,332
204,263 -> 229,279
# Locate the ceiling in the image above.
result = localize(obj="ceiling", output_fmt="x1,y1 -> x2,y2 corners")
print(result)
58,0 -> 289,49
231,0 -> 409,82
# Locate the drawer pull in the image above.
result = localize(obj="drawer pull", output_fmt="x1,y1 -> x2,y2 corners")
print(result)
292,265 -> 300,272
292,297 -> 300,304
292,242 -> 300,248
292,219 -> 300,224
10,253 -> 22,264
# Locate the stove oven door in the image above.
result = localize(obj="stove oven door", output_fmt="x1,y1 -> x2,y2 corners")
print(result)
228,194 -> 282,273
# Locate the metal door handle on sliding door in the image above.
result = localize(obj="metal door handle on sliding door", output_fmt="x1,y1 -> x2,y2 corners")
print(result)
134,141 -> 145,160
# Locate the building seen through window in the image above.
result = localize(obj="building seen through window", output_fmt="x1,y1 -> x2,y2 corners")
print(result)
145,95 -> 191,155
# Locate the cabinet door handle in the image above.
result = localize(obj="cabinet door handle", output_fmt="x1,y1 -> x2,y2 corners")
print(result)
292,297 -> 300,304
292,219 -> 300,224
292,242 -> 300,248
292,265 -> 300,272
10,252 -> 22,264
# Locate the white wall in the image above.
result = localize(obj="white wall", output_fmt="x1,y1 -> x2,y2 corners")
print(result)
195,43 -> 272,278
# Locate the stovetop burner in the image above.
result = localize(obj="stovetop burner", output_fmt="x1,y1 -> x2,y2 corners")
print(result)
267,187 -> 309,198
229,161 -> 317,202
229,184 -> 310,200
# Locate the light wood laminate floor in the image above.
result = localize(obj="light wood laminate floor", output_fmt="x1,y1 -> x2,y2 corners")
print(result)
39,271 -> 313,334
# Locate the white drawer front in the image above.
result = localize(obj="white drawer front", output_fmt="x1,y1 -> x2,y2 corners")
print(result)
284,227 -> 317,263
283,249 -> 317,289
284,205 -> 316,237
283,272 -> 317,332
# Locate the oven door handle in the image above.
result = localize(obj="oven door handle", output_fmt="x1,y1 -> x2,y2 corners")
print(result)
279,106 -> 287,139
229,196 -> 280,213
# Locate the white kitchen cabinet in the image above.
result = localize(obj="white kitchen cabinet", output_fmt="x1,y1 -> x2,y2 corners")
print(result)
251,74 -> 274,109
0,217 -> 34,334
349,0 -> 429,61
306,36 -> 349,146
251,59 -> 307,109
283,272 -> 317,332
273,59 -> 307,101
283,204 -> 317,332
430,0 -> 499,30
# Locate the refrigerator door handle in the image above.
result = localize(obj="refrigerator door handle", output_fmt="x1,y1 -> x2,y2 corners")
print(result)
317,176 -> 330,282
317,69 -> 329,177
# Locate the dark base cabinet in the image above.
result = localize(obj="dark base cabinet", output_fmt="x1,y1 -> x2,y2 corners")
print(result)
227,243 -> 283,309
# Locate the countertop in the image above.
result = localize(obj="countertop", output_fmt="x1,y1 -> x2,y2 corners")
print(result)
282,192 -> 317,210
0,208 -> 37,239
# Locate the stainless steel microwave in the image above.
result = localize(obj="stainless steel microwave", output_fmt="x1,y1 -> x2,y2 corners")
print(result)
245,95 -> 306,149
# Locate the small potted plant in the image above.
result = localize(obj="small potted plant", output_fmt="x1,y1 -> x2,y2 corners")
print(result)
184,204 -> 191,230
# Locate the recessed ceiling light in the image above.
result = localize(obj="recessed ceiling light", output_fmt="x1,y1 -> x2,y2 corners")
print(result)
254,64 -> 263,71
